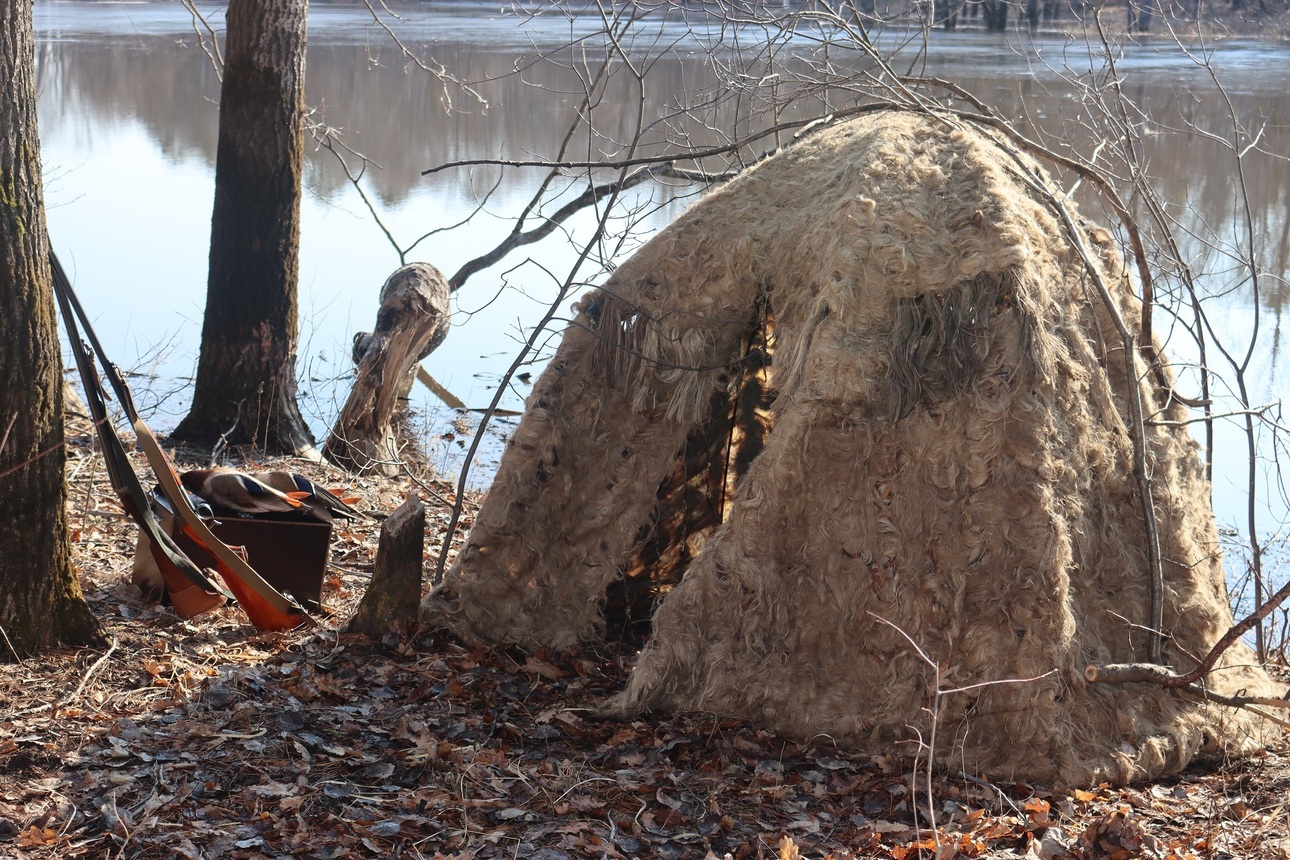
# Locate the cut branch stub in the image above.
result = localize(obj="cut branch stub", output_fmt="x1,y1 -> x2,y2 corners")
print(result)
348,494 -> 426,640
324,263 -> 450,475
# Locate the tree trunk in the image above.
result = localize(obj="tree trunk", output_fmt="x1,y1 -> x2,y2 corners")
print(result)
324,263 -> 451,475
0,0 -> 103,659
171,0 -> 314,455
1128,0 -> 1154,31
983,0 -> 1009,30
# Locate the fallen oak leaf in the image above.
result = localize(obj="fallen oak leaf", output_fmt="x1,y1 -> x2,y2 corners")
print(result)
889,837 -> 938,860
362,762 -> 396,779
1024,797 -> 1053,826
972,817 -> 1024,840
16,825 -> 59,847
522,656 -> 564,681
870,820 -> 913,837
1080,806 -> 1161,860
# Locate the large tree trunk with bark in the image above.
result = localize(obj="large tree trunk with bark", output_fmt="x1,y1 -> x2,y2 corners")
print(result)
172,0 -> 313,455
0,0 -> 103,658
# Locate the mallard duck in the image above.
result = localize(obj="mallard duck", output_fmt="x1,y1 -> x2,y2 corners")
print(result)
251,471 -> 361,522
179,468 -> 306,516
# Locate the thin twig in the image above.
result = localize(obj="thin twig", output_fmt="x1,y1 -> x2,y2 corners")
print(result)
0,415 -> 113,482
56,637 -> 119,714
420,104 -> 890,177
0,412 -> 15,457
179,0 -> 224,78
401,465 -> 454,509
1085,663 -> 1290,729
0,623 -> 22,663
1090,573 -> 1290,690
210,400 -> 244,465
448,164 -> 705,291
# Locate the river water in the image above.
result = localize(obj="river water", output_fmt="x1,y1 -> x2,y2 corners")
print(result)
32,1 -> 1290,588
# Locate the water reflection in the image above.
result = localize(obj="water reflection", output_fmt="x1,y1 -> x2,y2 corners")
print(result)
32,2 -> 1290,537
36,8 -> 1289,286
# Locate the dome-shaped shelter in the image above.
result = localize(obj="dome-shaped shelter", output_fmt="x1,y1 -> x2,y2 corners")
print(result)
421,109 -> 1279,785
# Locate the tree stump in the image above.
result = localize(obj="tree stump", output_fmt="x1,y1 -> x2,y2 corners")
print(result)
323,263 -> 450,475
348,494 -> 425,640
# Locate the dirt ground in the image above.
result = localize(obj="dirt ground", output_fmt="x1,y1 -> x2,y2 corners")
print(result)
1,427 -> 1288,859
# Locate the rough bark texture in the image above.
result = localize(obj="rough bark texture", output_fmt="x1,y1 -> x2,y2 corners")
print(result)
421,110 -> 1281,785
0,0 -> 102,658
348,495 -> 426,639
172,0 -> 313,455
324,263 -> 451,475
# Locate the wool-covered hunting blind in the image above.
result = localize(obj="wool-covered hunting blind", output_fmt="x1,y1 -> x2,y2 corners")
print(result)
420,109 -> 1283,785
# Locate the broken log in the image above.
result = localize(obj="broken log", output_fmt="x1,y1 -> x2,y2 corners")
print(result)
348,494 -> 426,640
323,263 -> 450,475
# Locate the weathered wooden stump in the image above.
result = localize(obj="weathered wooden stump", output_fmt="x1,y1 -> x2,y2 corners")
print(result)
323,263 -> 450,475
348,494 -> 425,640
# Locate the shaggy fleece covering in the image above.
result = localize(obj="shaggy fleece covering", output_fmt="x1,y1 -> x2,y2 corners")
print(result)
420,109 -> 1280,785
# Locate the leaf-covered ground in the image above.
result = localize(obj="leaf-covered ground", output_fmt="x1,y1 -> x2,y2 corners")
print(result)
1,433 -> 1288,859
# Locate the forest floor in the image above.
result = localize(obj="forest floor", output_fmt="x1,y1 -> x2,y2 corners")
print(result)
1,425 -> 1289,859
